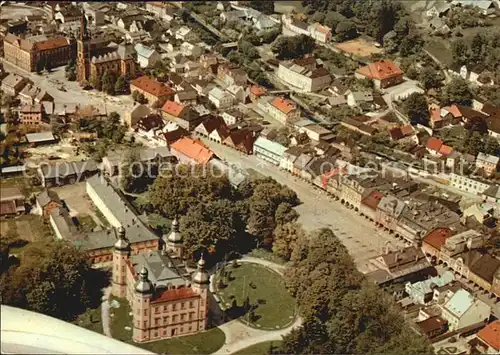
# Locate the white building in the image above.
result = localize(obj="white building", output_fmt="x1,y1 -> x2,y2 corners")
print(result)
276,57 -> 331,92
266,96 -> 300,124
180,42 -> 203,58
208,87 -> 234,109
175,26 -> 199,42
226,84 -> 246,103
134,43 -> 161,68
441,289 -> 490,331
449,173 -> 491,195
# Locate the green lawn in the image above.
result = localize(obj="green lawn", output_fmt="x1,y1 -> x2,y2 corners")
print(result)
216,263 -> 296,330
234,341 -> 283,355
76,214 -> 97,233
109,296 -> 225,354
72,306 -> 103,334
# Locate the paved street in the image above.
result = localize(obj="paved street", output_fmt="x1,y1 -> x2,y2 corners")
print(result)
200,139 -> 406,270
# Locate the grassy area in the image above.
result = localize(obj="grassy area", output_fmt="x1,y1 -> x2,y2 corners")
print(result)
76,214 -> 97,233
234,341 -> 283,355
109,296 -> 225,354
247,248 -> 287,265
94,208 -> 110,227
216,263 -> 296,330
72,306 -> 103,334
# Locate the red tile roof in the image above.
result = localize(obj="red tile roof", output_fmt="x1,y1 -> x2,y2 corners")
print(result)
131,76 -> 175,99
357,59 -> 403,81
438,144 -> 453,156
477,320 -> 500,351
400,124 -> 414,136
429,105 -> 442,122
151,287 -> 199,304
34,37 -> 70,51
426,137 -> 443,152
389,127 -> 404,140
250,85 -> 267,96
170,137 -> 214,164
271,97 -> 296,114
444,104 -> 462,118
423,227 -> 454,251
162,100 -> 185,117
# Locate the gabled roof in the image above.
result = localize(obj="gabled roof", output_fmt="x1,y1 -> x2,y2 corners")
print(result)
162,100 -> 185,117
357,59 -> 403,80
170,137 -> 214,164
469,254 -> 500,283
131,76 -> 175,98
477,320 -> 500,351
270,97 -> 296,114
426,137 -> 444,152
423,227 -> 454,250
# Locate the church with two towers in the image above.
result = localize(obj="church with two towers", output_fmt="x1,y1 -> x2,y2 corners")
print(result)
111,218 -> 210,343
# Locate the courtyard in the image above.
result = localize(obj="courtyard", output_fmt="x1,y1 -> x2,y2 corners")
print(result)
215,262 -> 296,330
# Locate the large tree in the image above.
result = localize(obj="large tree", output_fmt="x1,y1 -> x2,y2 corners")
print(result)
442,77 -> 473,106
147,165 -> 232,217
271,35 -> 316,60
272,222 -> 305,261
403,92 -> 429,126
0,240 -> 104,320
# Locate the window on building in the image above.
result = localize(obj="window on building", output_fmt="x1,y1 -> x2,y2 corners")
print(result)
144,309 -> 147,316
172,304 -> 176,311
143,321 -> 147,327
189,301 -> 193,308
155,318 -> 160,325
189,313 -> 193,320
181,302 -> 185,309
155,307 -> 159,314
181,314 -> 185,321
173,315 -> 178,322
163,305 -> 167,311
154,331 -> 158,337
163,316 -> 167,324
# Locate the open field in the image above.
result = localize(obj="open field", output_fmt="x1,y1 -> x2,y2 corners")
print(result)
335,38 -> 383,58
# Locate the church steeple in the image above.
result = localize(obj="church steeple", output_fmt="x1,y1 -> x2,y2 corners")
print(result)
79,10 -> 89,41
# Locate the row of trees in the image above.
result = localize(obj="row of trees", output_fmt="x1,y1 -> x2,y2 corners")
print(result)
142,168 -> 300,259
271,228 -> 433,354
89,71 -> 129,96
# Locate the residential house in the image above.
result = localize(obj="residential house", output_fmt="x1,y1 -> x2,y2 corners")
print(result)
438,230 -> 485,267
134,43 -> 161,68
486,114 -> 500,140
405,271 -> 455,305
125,103 -> 151,127
279,146 -> 303,172
101,148 -> 174,176
482,185 -> 500,204
161,126 -> 189,146
366,246 -> 431,284
388,125 -> 418,144
174,90 -> 198,106
180,42 -> 203,58
135,114 -> 165,138
208,87 -> 234,109
308,23 -> 332,43
267,97 -> 300,124
253,137 -> 287,166
441,289 -> 490,331
341,174 -> 391,211
277,57 -> 331,92
0,187 -> 25,216
299,124 -> 331,141
130,76 -> 176,107
355,59 -> 404,89
162,101 -> 203,131
249,85 -> 267,103
223,128 -> 255,155
341,116 -> 378,136
421,227 -> 455,261
226,85 -> 247,103
376,195 -> 407,232
346,90 -> 374,107
170,137 -> 214,165
426,2 -> 451,17
194,116 -> 225,138
472,320 -> 500,354
415,316 -> 448,339
476,152 -> 499,176
174,26 -> 199,42
18,84 -> 53,106
221,108 -> 246,126
217,63 -> 247,86
468,254 -> 500,293
19,104 -> 44,125
449,63 -> 495,86
145,2 -> 175,21
190,79 -> 215,97
35,189 -> 62,216
292,152 -> 313,177
426,137 -> 454,157
1,73 -> 28,96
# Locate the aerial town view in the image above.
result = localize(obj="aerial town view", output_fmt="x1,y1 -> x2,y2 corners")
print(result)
1,0 -> 500,354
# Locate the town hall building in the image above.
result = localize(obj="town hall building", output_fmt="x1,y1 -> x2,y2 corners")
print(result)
111,219 -> 210,343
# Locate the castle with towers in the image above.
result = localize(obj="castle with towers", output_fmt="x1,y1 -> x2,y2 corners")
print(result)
111,218 -> 210,343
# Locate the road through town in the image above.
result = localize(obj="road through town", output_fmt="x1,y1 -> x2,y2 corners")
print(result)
200,139 -> 406,271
